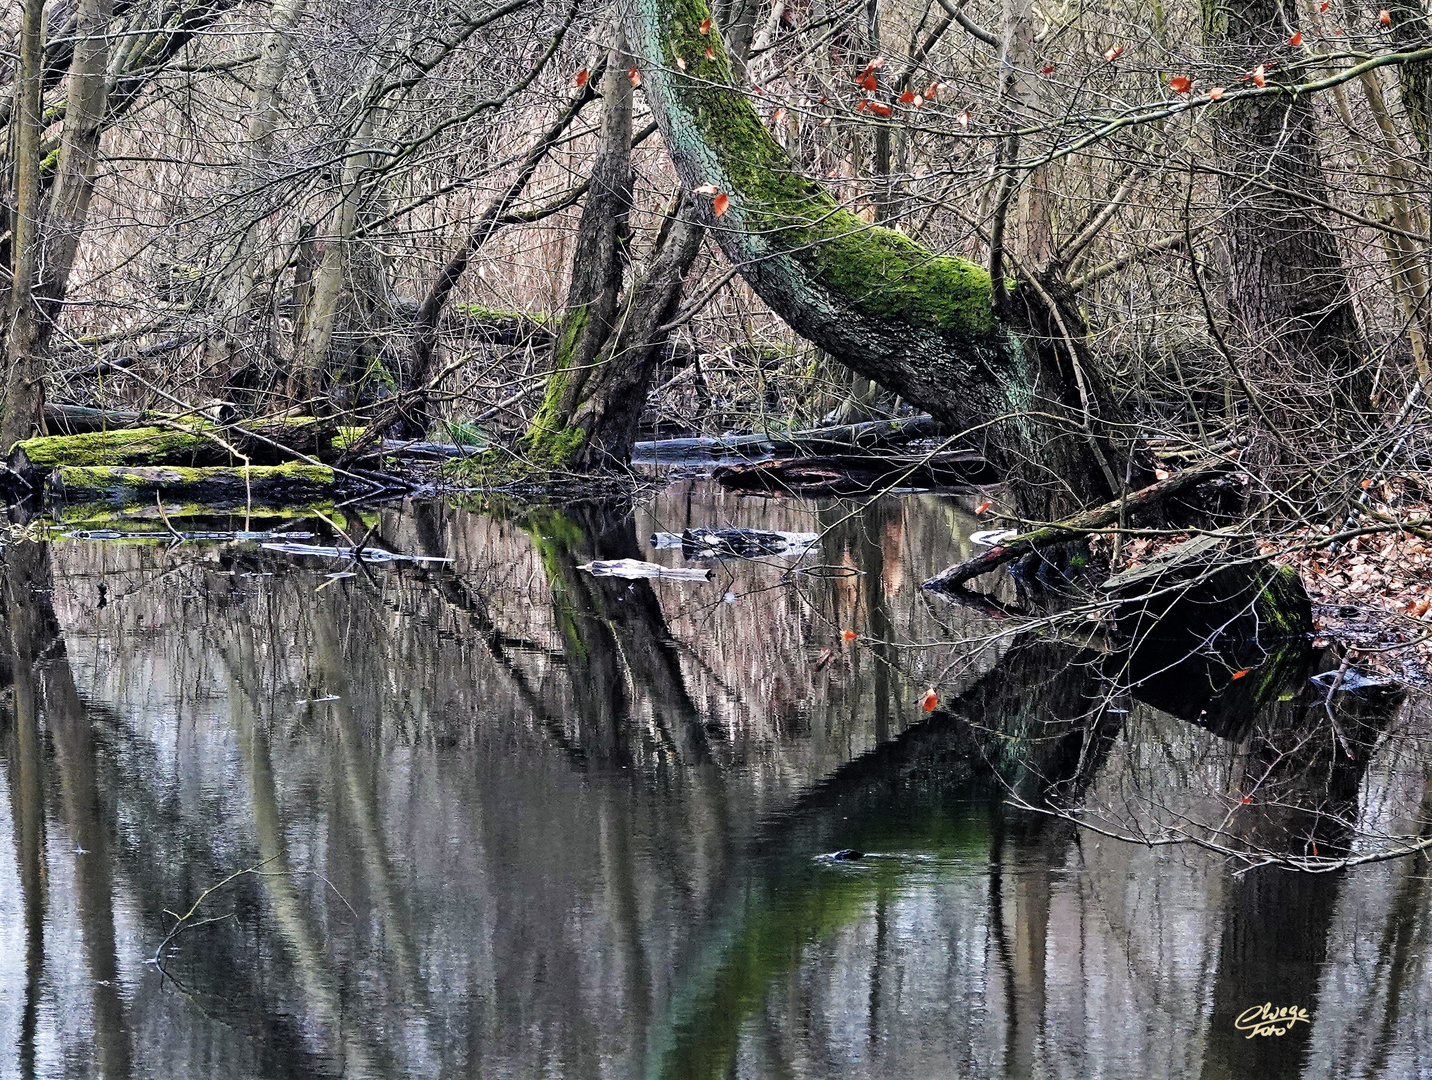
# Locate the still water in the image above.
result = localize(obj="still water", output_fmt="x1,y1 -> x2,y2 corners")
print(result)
1,482 -> 1430,1079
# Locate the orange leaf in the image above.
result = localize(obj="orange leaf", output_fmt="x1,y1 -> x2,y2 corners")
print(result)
1251,64 -> 1266,86
706,47 -> 716,60
859,73 -> 877,91
1320,1 -> 1328,9
628,67 -> 642,87
712,192 -> 730,217
1041,64 -> 1056,74
1240,796 -> 1252,804
869,101 -> 892,116
1155,468 -> 1171,480
1361,477 -> 1374,489
675,56 -> 687,71
699,16 -> 712,33
924,81 -> 940,99
1231,668 -> 1250,680
773,107 -> 786,123
920,688 -> 939,712
1288,31 -> 1303,45
842,629 -> 858,641
899,89 -> 917,104
1209,86 -> 1225,99
957,110 -> 970,126
574,68 -> 590,88
974,500 -> 993,516
1170,74 -> 1191,93
1380,8 -> 1392,24
1104,45 -> 1124,61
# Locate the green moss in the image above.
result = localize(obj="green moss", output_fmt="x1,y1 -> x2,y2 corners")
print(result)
518,304 -> 593,470
14,427 -> 223,468
1253,564 -> 1313,639
654,0 -> 997,339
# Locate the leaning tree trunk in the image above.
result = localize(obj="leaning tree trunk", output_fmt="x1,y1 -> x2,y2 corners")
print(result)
546,193 -> 706,469
1201,0 -> 1370,427
519,35 -> 636,465
623,0 -> 1135,517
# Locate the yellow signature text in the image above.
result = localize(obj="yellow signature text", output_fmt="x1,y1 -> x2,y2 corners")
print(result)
1234,1003 -> 1310,1038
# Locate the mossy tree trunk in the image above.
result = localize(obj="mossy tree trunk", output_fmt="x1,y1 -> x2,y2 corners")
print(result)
623,0 -> 1139,517
519,33 -> 636,465
548,194 -> 706,468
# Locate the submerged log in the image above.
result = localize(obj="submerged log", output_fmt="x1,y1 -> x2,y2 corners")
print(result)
633,415 -> 944,461
713,451 -> 991,494
10,417 -> 336,481
46,463 -> 338,504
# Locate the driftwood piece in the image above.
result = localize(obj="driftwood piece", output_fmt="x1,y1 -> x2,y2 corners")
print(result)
10,417 -> 337,481
713,450 -> 991,494
634,415 -> 945,460
922,457 -> 1234,590
46,463 -> 338,504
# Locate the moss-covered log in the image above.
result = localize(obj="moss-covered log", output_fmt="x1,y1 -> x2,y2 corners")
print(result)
9,417 -> 336,479
624,0 -> 1139,515
46,463 -> 337,504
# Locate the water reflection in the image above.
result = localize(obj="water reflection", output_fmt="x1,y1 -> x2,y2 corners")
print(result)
0,483 -> 1428,1079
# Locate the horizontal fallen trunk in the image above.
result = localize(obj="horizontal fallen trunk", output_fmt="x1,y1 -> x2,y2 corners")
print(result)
44,403 -> 147,432
10,417 -> 336,481
633,415 -> 944,460
46,463 -> 337,504
923,457 -> 1235,590
714,451 -> 991,494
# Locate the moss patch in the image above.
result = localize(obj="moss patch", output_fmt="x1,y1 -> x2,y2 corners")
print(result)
652,0 -> 997,340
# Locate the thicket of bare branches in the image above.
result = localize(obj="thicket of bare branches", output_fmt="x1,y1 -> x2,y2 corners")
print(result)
2,0 -> 1430,510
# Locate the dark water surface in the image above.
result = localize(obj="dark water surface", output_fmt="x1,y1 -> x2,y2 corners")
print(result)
2,483 -> 1430,1079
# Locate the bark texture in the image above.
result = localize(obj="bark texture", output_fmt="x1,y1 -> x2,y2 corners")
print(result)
1202,0 -> 1370,421
623,0 -> 1134,515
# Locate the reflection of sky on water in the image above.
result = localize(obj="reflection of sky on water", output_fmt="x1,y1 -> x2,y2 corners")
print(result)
0,482 -> 1428,1079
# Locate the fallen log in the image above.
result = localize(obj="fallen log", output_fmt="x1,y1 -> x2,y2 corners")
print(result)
634,415 -> 944,461
44,403 -> 149,433
10,417 -> 337,481
1102,532 -> 1313,650
46,463 -> 338,504
922,456 -> 1235,591
713,450 -> 991,494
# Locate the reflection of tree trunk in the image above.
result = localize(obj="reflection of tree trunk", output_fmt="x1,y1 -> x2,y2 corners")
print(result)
1199,869 -> 1338,1080
307,604 -> 426,999
1199,684 -> 1401,1079
222,620 -> 389,1078
2,546 -> 47,1079
526,502 -> 711,765
3,541 -> 131,1079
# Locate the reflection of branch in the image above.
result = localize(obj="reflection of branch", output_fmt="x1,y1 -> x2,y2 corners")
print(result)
151,856 -> 281,967
1006,795 -> 1432,874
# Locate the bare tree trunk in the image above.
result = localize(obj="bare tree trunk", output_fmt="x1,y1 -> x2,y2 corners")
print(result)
2,0 -> 113,448
218,0 -> 310,355
1202,0 -> 1370,424
561,193 -> 706,467
1,0 -> 48,449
